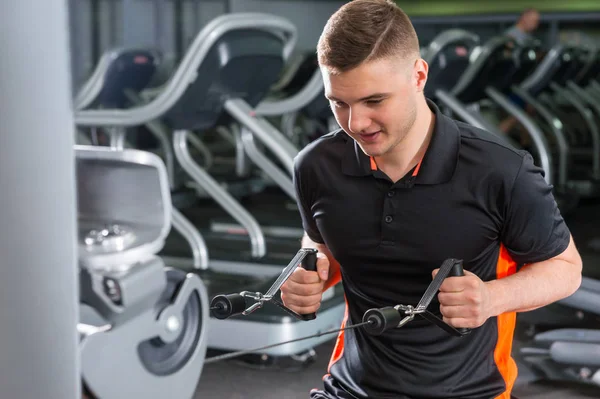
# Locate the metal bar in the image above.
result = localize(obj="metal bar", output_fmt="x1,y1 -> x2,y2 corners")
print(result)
186,133 -> 214,170
485,87 -> 553,185
512,86 -> 569,188
171,207 -> 209,270
255,69 -> 324,116
0,1 -> 79,398
551,82 -> 600,177
173,130 -> 266,258
240,127 -> 296,200
224,98 -> 298,176
109,126 -> 127,150
434,89 -> 508,140
567,80 -> 600,179
123,89 -> 177,189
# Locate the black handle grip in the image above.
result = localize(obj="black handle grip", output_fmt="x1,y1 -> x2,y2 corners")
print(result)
448,261 -> 472,336
300,249 -> 318,321
449,262 -> 464,278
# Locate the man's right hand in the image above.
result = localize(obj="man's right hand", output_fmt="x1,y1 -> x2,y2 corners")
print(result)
280,252 -> 330,315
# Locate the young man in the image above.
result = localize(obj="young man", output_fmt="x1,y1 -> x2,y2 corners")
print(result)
280,1 -> 582,398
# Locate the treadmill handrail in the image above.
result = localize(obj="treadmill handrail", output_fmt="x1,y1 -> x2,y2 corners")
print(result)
434,89 -> 508,139
511,85 -> 569,188
255,68 -> 324,116
224,98 -> 298,176
423,28 -> 480,65
552,81 -> 600,176
172,129 -> 266,258
520,44 -> 563,92
450,35 -> 514,98
485,87 -> 553,185
575,43 -> 600,84
74,48 -> 122,110
74,13 -> 298,127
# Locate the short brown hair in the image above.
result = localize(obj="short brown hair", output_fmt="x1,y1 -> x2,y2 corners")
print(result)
317,0 -> 420,73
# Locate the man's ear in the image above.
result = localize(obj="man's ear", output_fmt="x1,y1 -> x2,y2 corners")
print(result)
414,58 -> 428,92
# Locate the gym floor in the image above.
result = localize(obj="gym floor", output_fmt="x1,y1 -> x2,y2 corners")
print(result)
192,198 -> 600,399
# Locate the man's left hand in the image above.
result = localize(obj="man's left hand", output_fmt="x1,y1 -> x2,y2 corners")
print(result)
432,268 -> 492,329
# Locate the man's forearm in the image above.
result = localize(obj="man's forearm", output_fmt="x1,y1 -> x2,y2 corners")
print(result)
486,258 -> 582,316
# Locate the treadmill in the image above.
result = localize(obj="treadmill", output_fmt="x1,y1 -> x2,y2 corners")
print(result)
513,43 -> 600,199
74,12 -> 345,365
515,277 -> 600,389
557,44 -> 600,186
423,30 -> 535,148
205,54 -> 332,242
74,48 -> 161,150
422,30 -> 587,213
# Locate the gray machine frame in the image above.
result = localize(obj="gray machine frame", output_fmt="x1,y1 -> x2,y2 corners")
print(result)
0,1 -> 80,397
76,146 -> 209,399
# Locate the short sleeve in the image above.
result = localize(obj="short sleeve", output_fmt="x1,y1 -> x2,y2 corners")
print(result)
501,153 -> 571,265
293,158 -> 325,244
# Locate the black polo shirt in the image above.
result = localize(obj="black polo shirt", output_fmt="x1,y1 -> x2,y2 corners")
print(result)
293,99 -> 570,399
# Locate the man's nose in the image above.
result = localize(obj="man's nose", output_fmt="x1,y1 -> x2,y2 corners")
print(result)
348,108 -> 371,134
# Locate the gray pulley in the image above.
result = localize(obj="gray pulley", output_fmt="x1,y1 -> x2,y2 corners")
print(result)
80,268 -> 209,399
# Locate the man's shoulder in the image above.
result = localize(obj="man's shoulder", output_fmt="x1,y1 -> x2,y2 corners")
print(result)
294,128 -> 348,170
454,119 -> 530,176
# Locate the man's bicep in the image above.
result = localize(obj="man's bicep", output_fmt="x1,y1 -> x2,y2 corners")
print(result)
546,234 -> 582,269
502,154 -> 571,265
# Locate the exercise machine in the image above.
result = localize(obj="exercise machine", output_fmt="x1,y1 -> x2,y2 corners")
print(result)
76,145 -> 209,398
516,277 -> 600,388
74,47 -> 209,210
423,30 -> 552,178
74,48 -> 161,150
74,12 -> 346,366
513,43 -> 600,199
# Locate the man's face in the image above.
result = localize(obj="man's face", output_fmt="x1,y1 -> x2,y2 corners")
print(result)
523,11 -> 540,32
322,56 -> 426,158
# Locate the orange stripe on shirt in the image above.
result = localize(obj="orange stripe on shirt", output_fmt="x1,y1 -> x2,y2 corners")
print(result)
493,244 -> 519,399
327,297 -> 349,374
369,157 -> 423,176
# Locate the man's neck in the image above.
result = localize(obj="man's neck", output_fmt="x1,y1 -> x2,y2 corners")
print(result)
375,99 -> 435,183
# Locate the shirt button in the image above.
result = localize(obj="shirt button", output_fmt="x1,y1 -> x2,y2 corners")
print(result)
387,190 -> 395,197
385,215 -> 393,223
